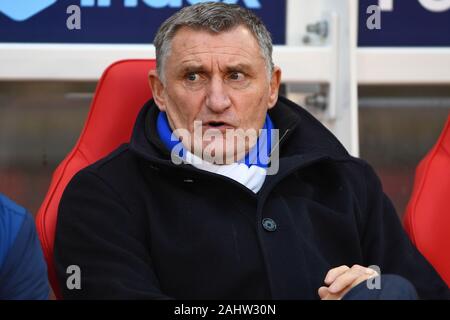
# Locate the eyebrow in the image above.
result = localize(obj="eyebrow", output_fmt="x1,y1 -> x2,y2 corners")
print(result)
178,63 -> 254,75
179,65 -> 205,74
223,63 -> 253,73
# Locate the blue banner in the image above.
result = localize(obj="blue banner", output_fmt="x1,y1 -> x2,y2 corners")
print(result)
0,0 -> 286,44
359,0 -> 450,46
2,1 -> 449,47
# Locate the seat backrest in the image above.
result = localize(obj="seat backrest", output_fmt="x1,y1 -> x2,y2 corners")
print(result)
404,114 -> 450,287
36,59 -> 156,297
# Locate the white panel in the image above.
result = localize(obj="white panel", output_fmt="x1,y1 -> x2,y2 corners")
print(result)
0,44 -> 155,81
357,48 -> 450,84
273,46 -> 332,83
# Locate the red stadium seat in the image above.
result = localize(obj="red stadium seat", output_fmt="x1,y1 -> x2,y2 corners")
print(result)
36,59 -> 156,298
404,115 -> 450,287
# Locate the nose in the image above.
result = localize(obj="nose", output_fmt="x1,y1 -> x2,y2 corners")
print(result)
205,76 -> 231,113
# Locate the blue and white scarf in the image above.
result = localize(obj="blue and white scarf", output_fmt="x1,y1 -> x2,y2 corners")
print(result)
156,112 -> 274,193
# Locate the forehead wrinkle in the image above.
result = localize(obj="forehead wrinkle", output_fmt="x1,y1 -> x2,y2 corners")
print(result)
180,57 -> 203,65
186,44 -> 255,52
175,43 -> 256,58
180,50 -> 255,61
170,33 -> 262,64
179,42 -> 256,53
178,52 -> 258,70
178,51 -> 257,69
216,61 -> 253,73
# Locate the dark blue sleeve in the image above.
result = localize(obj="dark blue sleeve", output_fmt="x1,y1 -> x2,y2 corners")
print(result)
0,212 -> 50,299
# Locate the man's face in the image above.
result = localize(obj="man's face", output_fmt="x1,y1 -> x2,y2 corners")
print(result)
149,25 -> 281,164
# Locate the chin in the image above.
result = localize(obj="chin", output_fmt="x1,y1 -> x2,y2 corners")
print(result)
195,139 -> 246,165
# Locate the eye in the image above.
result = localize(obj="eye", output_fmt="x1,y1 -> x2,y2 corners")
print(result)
228,71 -> 245,81
186,72 -> 200,82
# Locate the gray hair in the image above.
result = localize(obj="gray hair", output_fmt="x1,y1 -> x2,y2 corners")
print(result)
153,2 -> 274,81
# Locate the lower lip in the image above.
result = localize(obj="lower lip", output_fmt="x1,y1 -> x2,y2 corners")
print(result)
203,124 -> 234,132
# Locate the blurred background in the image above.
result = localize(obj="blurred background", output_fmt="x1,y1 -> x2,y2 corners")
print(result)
0,0 -> 449,218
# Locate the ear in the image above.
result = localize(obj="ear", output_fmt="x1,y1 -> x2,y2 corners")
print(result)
267,66 -> 282,110
148,69 -> 166,112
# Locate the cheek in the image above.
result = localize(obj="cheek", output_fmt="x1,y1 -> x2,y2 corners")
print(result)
166,87 -> 205,126
232,86 -> 269,127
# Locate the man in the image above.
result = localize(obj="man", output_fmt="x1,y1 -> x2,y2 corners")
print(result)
54,3 -> 449,299
0,193 -> 49,299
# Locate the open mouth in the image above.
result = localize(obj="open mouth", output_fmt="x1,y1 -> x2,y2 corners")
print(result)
208,121 -> 226,127
200,120 -> 235,133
